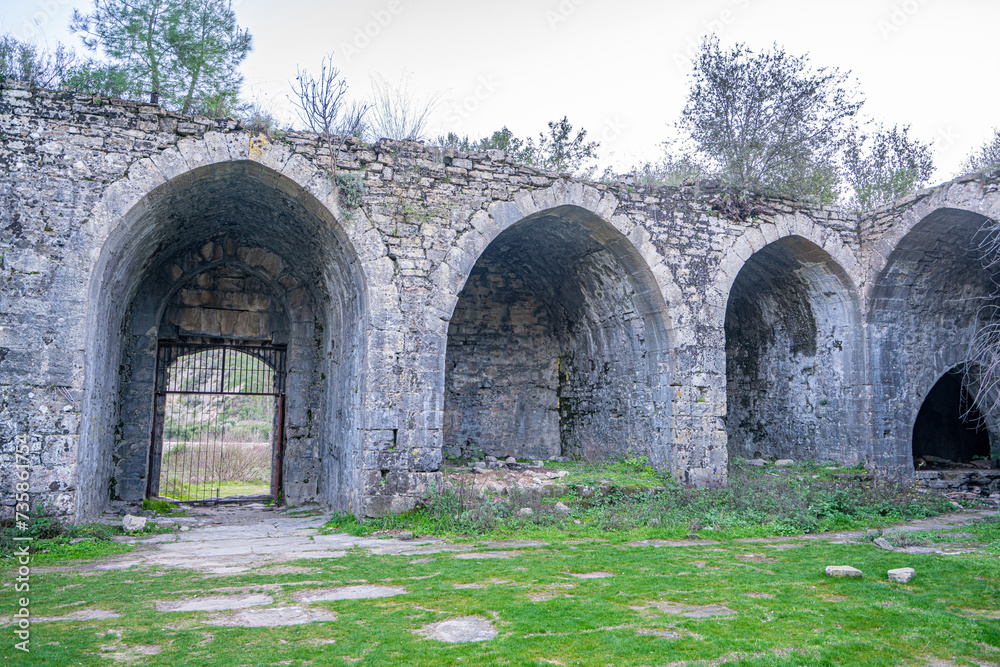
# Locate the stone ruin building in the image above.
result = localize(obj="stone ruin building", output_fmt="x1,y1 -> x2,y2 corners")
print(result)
1,83 -> 999,520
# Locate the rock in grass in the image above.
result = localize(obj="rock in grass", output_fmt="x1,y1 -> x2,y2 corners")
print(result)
553,501 -> 571,515
887,567 -> 915,583
122,514 -> 147,532
775,459 -> 795,467
518,507 -> 533,516
873,537 -> 894,551
747,458 -> 768,467
398,531 -> 414,541
825,565 -> 862,578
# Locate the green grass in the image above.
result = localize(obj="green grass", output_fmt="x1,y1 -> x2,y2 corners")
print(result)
1,514 -> 162,565
965,514 -> 1000,553
6,523 -> 1000,666
2,462 -> 993,665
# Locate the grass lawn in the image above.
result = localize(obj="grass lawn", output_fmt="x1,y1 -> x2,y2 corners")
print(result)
4,526 -> 1000,666
3,461 -> 999,666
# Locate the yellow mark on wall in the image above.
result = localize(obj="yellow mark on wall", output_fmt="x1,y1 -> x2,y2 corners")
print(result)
248,133 -> 270,161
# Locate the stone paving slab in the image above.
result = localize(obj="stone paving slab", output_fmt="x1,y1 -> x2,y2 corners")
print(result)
416,616 -> 498,643
626,539 -> 722,547
647,602 -> 737,618
33,609 -> 123,622
291,585 -> 408,603
453,551 -> 517,560
203,606 -> 338,627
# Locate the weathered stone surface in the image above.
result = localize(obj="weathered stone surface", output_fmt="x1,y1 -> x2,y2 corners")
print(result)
417,616 -> 497,643
873,537 -> 894,551
648,602 -> 736,618
3,83 -> 1000,521
887,567 -> 915,583
156,594 -> 273,612
34,609 -> 123,622
825,566 -> 863,578
122,515 -> 147,532
203,606 -> 337,627
291,585 -> 407,602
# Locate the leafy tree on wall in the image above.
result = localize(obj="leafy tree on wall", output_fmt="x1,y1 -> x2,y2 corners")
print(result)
70,0 -> 252,112
167,0 -> 252,115
843,124 -> 934,212
961,129 -> 1000,174
678,37 -> 862,205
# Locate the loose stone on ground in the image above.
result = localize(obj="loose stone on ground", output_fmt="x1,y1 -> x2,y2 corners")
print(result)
888,567 -> 916,583
873,537 -> 894,551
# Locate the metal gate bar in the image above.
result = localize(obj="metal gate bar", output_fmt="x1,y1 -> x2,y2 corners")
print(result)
147,342 -> 286,502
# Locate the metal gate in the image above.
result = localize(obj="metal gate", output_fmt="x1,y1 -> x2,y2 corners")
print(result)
146,342 -> 286,503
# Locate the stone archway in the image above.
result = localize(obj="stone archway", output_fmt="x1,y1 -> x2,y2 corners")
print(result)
78,150 -> 370,519
723,235 -> 863,463
868,207 -> 1000,469
441,202 -> 675,467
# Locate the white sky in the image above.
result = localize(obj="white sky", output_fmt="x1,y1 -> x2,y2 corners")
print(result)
3,0 -> 999,182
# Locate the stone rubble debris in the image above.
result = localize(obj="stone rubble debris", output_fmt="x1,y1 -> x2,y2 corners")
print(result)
122,514 -> 147,532
873,537 -> 894,551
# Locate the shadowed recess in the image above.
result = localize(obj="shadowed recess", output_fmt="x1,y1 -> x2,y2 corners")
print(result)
444,205 -> 673,465
725,235 -> 861,463
912,367 -> 990,465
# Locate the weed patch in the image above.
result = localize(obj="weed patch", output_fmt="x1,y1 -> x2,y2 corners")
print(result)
327,460 -> 954,541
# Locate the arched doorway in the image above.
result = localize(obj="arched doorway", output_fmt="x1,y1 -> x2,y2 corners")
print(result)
912,367 -> 991,466
725,235 -> 862,462
443,205 -> 673,465
80,160 -> 366,515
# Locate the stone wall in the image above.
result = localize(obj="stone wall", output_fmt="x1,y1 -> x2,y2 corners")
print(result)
2,82 -> 1000,520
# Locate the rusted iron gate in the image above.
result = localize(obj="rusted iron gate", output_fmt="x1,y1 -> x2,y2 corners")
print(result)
146,342 -> 286,503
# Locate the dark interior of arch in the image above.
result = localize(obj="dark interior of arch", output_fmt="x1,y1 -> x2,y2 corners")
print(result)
725,236 -> 860,462
81,161 -> 365,516
912,368 -> 990,464
444,205 -> 672,464
870,208 -> 1000,467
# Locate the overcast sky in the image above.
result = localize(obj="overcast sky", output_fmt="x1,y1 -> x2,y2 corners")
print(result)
4,0 -> 999,182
